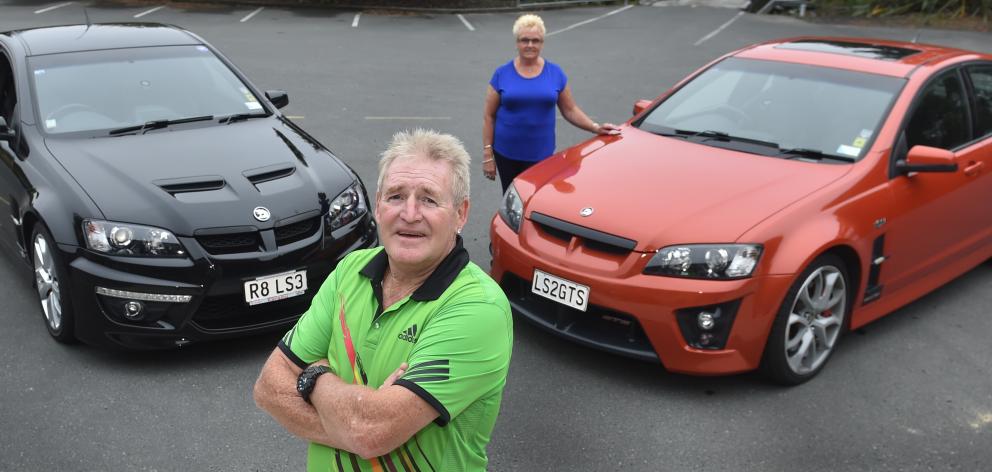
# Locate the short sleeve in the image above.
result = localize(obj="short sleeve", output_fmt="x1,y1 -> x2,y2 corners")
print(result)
555,63 -> 568,91
489,66 -> 501,92
278,272 -> 338,369
395,299 -> 512,426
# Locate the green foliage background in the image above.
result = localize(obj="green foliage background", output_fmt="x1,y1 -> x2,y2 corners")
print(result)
817,0 -> 991,19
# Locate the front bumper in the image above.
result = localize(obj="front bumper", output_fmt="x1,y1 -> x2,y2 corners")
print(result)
62,213 -> 377,349
490,215 -> 793,376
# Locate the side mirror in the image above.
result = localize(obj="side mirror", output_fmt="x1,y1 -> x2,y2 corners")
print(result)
632,99 -> 652,117
0,116 -> 14,142
895,145 -> 958,175
265,90 -> 289,109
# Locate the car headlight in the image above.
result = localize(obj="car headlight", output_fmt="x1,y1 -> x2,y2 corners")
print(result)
82,220 -> 186,257
498,184 -> 523,232
327,182 -> 368,230
644,244 -> 762,279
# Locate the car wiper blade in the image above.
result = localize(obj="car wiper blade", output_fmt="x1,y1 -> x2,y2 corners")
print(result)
218,112 -> 267,124
693,130 -> 779,149
108,115 -> 214,136
778,147 -> 855,163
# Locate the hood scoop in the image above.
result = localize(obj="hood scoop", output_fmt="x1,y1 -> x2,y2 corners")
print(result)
243,164 -> 300,194
155,175 -> 227,195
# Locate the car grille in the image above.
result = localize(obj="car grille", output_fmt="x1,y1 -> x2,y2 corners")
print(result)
529,212 -> 636,255
274,217 -> 319,246
194,216 -> 322,255
501,273 -> 658,362
196,233 -> 262,254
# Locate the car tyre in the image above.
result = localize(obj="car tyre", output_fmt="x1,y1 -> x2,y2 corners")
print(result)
762,254 -> 848,385
31,224 -> 76,343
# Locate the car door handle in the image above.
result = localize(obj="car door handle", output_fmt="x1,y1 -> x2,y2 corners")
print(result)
964,161 -> 984,176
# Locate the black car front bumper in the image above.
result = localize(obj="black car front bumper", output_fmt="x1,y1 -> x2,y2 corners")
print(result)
61,213 -> 377,349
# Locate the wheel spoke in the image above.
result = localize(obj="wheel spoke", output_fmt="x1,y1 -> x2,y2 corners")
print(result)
787,328 -> 815,372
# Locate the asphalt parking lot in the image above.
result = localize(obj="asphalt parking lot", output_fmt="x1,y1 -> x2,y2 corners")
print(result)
1,1 -> 991,470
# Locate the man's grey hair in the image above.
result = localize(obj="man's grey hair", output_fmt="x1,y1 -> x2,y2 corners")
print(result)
377,128 -> 471,204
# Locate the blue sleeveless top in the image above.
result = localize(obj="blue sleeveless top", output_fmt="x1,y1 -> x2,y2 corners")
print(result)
489,59 -> 568,162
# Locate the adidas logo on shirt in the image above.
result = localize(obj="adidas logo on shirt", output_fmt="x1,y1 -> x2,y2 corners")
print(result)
398,324 -> 419,343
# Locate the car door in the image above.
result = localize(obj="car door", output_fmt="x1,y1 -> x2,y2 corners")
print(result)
962,62 -> 992,233
0,48 -> 22,255
881,67 -> 986,297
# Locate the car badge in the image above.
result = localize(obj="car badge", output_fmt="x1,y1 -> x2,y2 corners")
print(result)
580,207 -> 594,217
253,206 -> 271,222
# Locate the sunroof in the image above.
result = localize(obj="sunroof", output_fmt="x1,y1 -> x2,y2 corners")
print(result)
777,40 -> 921,60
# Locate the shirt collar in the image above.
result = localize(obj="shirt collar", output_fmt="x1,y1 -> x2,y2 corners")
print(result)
359,236 -> 470,302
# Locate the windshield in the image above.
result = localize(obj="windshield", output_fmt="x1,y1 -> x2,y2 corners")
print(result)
636,57 -> 904,161
29,45 -> 267,136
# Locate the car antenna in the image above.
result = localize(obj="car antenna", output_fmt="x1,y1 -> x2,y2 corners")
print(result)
83,7 -> 92,28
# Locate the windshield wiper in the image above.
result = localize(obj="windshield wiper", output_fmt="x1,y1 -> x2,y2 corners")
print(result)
218,112 -> 267,124
692,130 -> 780,149
108,115 -> 214,136
778,147 -> 855,163
650,126 -> 780,149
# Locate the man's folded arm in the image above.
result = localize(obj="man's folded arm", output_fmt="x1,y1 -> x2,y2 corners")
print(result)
253,348 -> 336,446
309,371 -> 439,459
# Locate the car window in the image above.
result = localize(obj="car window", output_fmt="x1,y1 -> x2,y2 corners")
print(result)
637,57 -> 903,161
906,71 -> 970,150
28,45 -> 265,136
966,65 -> 992,139
0,51 -> 15,124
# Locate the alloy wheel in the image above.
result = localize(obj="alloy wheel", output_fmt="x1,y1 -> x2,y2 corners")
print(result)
783,265 -> 846,375
33,232 -> 63,332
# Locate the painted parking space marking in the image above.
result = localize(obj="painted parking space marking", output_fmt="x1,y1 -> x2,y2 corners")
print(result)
457,14 -> 475,31
34,2 -> 73,14
694,11 -> 744,46
240,7 -> 263,23
352,13 -> 361,28
364,116 -> 451,120
286,115 -> 305,120
134,5 -> 165,18
547,4 -> 634,37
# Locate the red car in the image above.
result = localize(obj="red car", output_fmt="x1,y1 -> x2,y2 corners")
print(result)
489,37 -> 992,384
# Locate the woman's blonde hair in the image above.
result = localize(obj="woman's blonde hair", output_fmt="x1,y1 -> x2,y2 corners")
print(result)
512,14 -> 545,38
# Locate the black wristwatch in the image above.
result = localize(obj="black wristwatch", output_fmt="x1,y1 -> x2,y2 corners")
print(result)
297,365 -> 332,404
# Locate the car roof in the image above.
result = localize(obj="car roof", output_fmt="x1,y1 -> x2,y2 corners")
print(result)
734,37 -> 987,77
2,23 -> 201,56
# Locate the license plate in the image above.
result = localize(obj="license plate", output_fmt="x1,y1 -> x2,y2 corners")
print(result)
244,269 -> 307,306
531,269 -> 590,312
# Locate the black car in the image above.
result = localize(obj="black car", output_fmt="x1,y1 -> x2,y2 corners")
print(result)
0,23 -> 377,349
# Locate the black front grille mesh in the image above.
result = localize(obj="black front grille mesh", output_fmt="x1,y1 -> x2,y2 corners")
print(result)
196,233 -> 261,254
275,217 -> 320,246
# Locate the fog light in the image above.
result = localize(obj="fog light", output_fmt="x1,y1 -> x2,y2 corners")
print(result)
124,301 -> 144,320
675,300 -> 742,350
697,311 -> 716,330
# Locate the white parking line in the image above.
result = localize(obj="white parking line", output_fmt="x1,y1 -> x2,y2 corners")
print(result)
456,14 -> 475,31
134,5 -> 165,18
352,13 -> 361,28
364,116 -> 451,120
240,7 -> 263,23
34,2 -> 73,14
546,5 -> 634,37
694,11 -> 744,46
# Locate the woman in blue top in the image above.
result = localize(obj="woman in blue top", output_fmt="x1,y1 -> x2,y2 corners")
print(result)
482,14 -> 619,192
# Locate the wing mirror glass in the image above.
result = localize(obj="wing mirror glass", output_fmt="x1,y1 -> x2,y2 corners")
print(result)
632,99 -> 652,117
265,90 -> 289,109
896,145 -> 958,175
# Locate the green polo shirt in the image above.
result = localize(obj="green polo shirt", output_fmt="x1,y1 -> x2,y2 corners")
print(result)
278,238 -> 513,472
